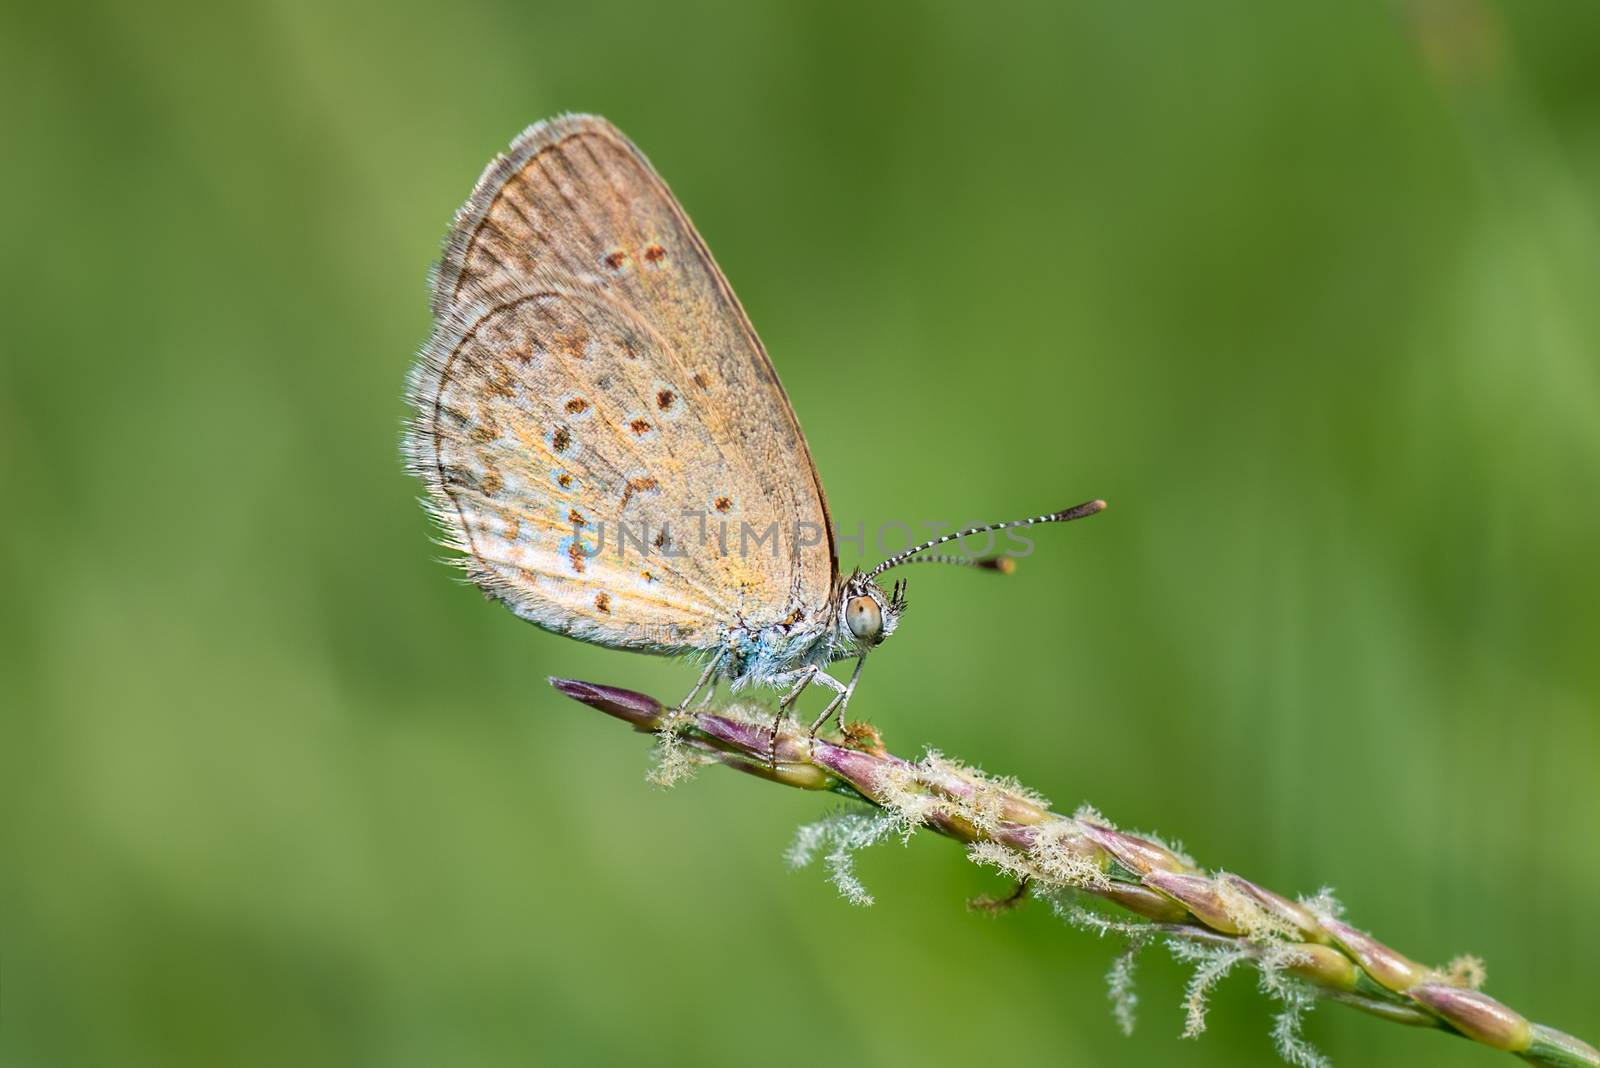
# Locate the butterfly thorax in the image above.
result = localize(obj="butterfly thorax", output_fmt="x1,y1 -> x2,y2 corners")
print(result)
720,614 -> 835,692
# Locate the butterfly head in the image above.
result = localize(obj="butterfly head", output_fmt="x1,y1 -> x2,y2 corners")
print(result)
836,572 -> 908,650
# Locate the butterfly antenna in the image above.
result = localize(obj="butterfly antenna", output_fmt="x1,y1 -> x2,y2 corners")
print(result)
867,499 -> 1106,580
895,553 -> 1018,574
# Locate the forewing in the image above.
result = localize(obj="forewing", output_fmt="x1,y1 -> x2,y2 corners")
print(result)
407,116 -> 835,650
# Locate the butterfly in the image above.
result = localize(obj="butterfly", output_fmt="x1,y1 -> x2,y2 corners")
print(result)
404,114 -> 1104,744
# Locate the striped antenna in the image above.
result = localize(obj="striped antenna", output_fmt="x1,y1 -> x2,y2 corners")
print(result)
896,553 -> 1017,574
867,499 -> 1106,580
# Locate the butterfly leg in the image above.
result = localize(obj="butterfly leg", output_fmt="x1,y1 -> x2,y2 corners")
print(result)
678,651 -> 724,712
762,710 -> 787,770
807,654 -> 867,752
765,665 -> 819,767
764,665 -> 847,767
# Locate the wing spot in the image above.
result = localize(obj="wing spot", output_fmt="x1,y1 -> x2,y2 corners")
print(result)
487,365 -> 516,398
555,471 -> 574,489
713,496 -> 732,513
640,570 -> 656,584
643,243 -> 667,266
568,508 -> 587,527
567,539 -> 587,574
628,418 -> 653,436
594,592 -> 611,613
656,389 -> 677,412
554,328 -> 589,359
691,371 -> 710,390
552,427 -> 572,453
653,529 -> 670,551
620,476 -> 659,509
603,250 -> 628,271
565,397 -> 589,415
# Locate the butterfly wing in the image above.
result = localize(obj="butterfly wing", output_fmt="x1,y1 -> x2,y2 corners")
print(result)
406,115 -> 836,652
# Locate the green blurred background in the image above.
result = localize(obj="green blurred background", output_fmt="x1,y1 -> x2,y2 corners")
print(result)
4,1 -> 1598,1064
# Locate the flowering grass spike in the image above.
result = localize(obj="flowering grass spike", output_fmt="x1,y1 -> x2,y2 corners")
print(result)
551,677 -> 1598,1068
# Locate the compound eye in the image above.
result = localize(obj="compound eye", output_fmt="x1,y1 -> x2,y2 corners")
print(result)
845,595 -> 883,641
